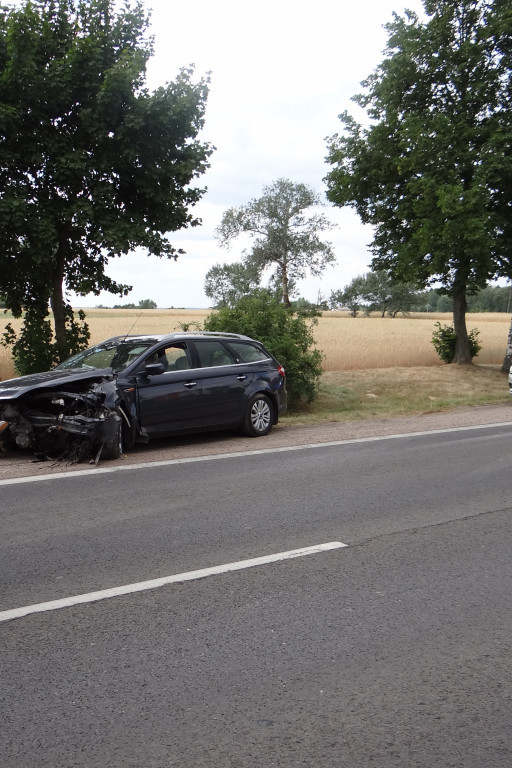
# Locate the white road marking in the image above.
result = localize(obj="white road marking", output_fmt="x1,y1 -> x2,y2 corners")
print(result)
0,541 -> 347,623
1,421 -> 511,487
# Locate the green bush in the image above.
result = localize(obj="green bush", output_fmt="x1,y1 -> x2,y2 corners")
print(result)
203,290 -> 323,404
431,321 -> 481,363
2,305 -> 90,375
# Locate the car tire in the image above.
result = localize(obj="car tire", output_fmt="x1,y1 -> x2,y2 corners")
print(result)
243,393 -> 273,437
102,412 -> 123,460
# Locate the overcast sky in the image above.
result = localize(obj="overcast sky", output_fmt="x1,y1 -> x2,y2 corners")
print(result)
73,0 -> 425,309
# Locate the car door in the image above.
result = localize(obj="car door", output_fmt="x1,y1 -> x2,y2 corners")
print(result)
134,343 -> 202,436
189,339 -> 253,427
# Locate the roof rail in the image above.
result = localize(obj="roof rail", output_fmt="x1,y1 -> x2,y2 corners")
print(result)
166,331 -> 251,340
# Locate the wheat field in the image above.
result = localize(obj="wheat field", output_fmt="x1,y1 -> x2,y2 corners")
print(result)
0,308 -> 510,381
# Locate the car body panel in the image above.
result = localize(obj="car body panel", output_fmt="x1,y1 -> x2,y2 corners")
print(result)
134,368 -> 204,436
188,364 -> 253,428
0,368 -> 114,401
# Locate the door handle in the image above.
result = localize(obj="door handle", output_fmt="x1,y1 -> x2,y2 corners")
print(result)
236,375 -> 248,381
183,381 -> 197,389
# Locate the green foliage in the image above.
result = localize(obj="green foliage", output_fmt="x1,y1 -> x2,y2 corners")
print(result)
0,0 -> 212,367
291,296 -> 328,311
204,262 -> 261,307
417,284 -> 512,313
177,321 -> 202,332
1,305 -> 89,375
466,285 -> 512,313
330,270 -> 418,317
2,308 -> 55,376
203,291 -> 323,404
431,322 -> 481,364
325,0 -> 512,362
112,298 -> 157,309
215,178 -> 335,307
65,308 -> 90,358
416,290 -> 453,313
330,277 -> 367,317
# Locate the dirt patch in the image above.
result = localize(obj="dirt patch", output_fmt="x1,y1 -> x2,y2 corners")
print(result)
1,403 -> 511,482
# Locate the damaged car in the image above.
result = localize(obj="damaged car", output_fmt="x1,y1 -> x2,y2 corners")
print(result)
0,331 -> 287,463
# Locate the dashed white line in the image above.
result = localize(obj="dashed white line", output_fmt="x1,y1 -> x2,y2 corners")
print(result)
0,541 -> 347,623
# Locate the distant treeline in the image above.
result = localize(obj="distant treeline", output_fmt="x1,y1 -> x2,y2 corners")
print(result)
418,286 -> 512,313
96,299 -> 158,310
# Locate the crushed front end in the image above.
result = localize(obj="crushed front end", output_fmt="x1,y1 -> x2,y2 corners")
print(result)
0,377 -> 120,463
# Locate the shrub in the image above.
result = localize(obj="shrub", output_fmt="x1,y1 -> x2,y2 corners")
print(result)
2,305 -> 89,375
431,321 -> 481,363
203,290 -> 323,404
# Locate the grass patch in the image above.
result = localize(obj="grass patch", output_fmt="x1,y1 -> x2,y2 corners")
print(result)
282,364 -> 510,425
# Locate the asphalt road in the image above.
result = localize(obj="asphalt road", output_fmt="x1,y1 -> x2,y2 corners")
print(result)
2,423 -> 512,767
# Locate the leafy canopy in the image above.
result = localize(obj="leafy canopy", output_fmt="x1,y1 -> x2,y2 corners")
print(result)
330,270 -> 419,317
204,261 -> 261,308
0,0 -> 213,371
215,178 -> 336,307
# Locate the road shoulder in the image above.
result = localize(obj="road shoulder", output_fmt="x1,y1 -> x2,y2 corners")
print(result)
1,402 -> 511,482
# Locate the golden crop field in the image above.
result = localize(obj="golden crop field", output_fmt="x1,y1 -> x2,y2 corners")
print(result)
0,308 -> 510,381
317,310 -> 510,370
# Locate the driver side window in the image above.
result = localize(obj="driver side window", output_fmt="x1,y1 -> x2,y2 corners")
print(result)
146,345 -> 191,371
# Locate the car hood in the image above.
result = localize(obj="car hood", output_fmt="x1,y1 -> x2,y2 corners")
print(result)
0,368 -> 114,401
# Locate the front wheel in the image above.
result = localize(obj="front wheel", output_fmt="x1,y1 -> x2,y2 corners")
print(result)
101,412 -> 123,460
243,394 -> 273,437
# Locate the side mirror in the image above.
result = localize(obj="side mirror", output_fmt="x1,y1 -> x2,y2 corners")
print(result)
144,362 -> 165,376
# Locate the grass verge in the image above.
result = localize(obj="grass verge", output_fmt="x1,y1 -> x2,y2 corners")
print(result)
282,364 -> 511,426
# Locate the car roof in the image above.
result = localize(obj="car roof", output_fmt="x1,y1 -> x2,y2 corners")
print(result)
101,331 -> 255,344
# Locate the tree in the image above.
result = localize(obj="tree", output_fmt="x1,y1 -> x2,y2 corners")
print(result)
502,321 -> 512,372
330,271 -> 418,317
216,178 -> 336,307
204,261 -> 261,307
325,0 -> 512,363
468,284 -> 510,312
330,276 -> 367,317
0,0 -> 213,371
203,290 -> 323,404
359,270 -> 418,317
138,299 -> 157,309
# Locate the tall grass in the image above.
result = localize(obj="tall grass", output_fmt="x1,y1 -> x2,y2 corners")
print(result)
1,308 -> 510,381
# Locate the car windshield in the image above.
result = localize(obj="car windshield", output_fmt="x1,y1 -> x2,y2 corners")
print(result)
55,340 -> 156,374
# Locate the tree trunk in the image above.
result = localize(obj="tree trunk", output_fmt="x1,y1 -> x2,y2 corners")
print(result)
452,291 -> 472,364
501,315 -> 512,372
281,257 -> 291,307
50,237 -> 68,362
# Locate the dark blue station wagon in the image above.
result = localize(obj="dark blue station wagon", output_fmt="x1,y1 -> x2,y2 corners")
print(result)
0,332 -> 287,461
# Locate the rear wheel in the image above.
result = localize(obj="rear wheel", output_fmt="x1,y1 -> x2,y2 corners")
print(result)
243,394 -> 273,437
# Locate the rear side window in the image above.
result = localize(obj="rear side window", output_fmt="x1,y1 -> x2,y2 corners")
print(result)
194,341 -> 235,368
226,341 -> 270,363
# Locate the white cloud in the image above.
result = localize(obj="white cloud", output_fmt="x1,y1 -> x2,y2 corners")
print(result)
72,0 -> 425,308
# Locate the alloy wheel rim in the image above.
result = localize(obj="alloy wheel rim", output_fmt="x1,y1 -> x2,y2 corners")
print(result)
251,399 -> 271,432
